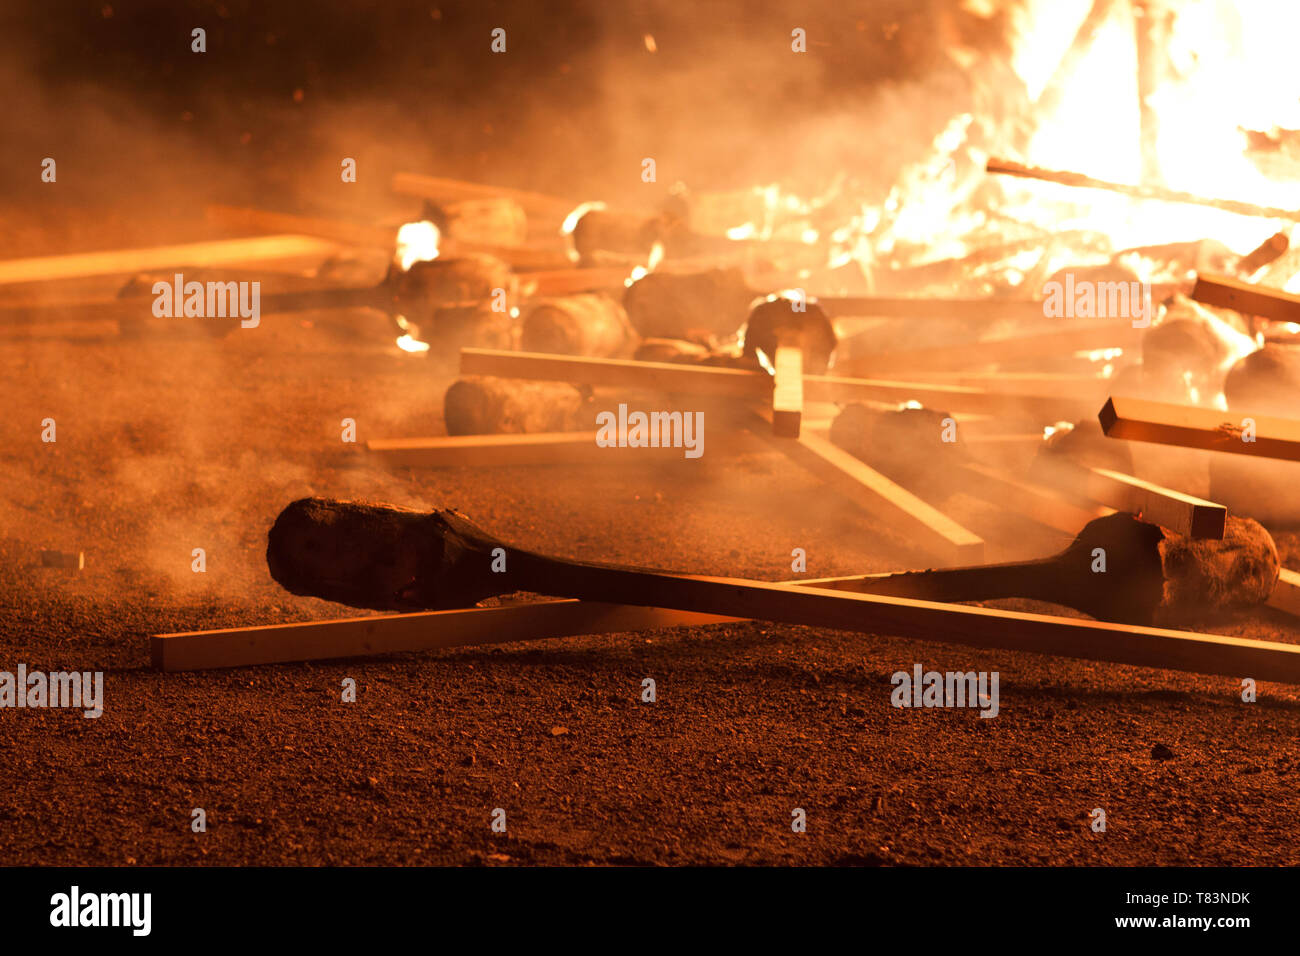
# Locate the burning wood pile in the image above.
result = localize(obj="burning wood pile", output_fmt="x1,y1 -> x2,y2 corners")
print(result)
6,1 -> 1299,688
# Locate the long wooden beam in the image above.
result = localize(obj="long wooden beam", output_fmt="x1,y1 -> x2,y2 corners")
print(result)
956,462 -> 1114,536
818,297 -> 1048,321
152,576 -> 1300,682
1029,458 -> 1227,538
752,413 -> 984,565
836,323 -> 1142,376
366,431 -> 708,467
459,349 -> 1096,421
0,235 -> 340,286
152,601 -> 739,671
1099,396 -> 1300,461
1191,272 -> 1300,322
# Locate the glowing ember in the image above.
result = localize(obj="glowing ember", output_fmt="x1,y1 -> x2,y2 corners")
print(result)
624,241 -> 665,287
396,333 -> 430,353
395,220 -> 440,271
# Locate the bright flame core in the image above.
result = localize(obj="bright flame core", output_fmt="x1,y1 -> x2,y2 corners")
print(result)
395,221 -> 440,271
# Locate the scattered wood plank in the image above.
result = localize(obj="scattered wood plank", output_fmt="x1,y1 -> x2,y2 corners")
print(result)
366,431 -> 700,467
459,349 -> 1096,421
392,172 -> 578,219
956,462 -> 1114,536
987,157 -> 1300,222
818,297 -> 1048,321
1268,568 -> 1300,618
1098,396 -> 1300,462
1029,458 -> 1227,539
1191,272 -> 1300,322
836,323 -> 1142,376
153,576 -> 1300,683
753,413 -> 985,565
0,235 -> 340,286
152,601 -> 739,671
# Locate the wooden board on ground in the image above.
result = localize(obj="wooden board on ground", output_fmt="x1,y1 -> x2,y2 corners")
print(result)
460,349 -> 1096,421
0,235 -> 341,286
754,414 -> 985,565
153,576 -> 1300,683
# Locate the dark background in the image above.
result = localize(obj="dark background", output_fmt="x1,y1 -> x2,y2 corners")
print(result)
0,0 -> 1018,227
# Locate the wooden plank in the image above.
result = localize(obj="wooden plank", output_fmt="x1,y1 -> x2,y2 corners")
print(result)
459,349 -> 1096,421
818,297 -> 1048,321
1268,568 -> 1300,618
366,431 -> 693,467
757,415 -> 985,565
153,574 -> 1300,683
836,323 -> 1142,376
956,462 -> 1114,536
1191,272 -> 1300,322
1098,396 -> 1300,462
152,601 -> 738,671
392,172 -> 577,219
206,205 -> 395,249
0,235 -> 340,286
1029,458 -> 1227,539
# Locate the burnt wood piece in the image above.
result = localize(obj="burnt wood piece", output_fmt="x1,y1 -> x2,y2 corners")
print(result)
520,294 -> 637,358
791,513 -> 1272,626
443,376 -> 591,436
741,298 -> 838,376
987,159 -> 1300,222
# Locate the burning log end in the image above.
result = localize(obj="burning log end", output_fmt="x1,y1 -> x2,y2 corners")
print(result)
267,497 -> 507,612
854,512 -> 1276,625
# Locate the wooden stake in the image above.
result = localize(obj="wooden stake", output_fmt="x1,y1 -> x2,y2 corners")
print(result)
1099,396 -> 1300,461
771,345 -> 804,437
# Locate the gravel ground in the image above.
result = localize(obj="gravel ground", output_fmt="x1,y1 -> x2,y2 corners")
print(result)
3,254 -> 1300,867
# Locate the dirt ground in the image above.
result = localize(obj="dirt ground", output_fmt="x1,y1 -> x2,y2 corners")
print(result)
3,230 -> 1300,867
